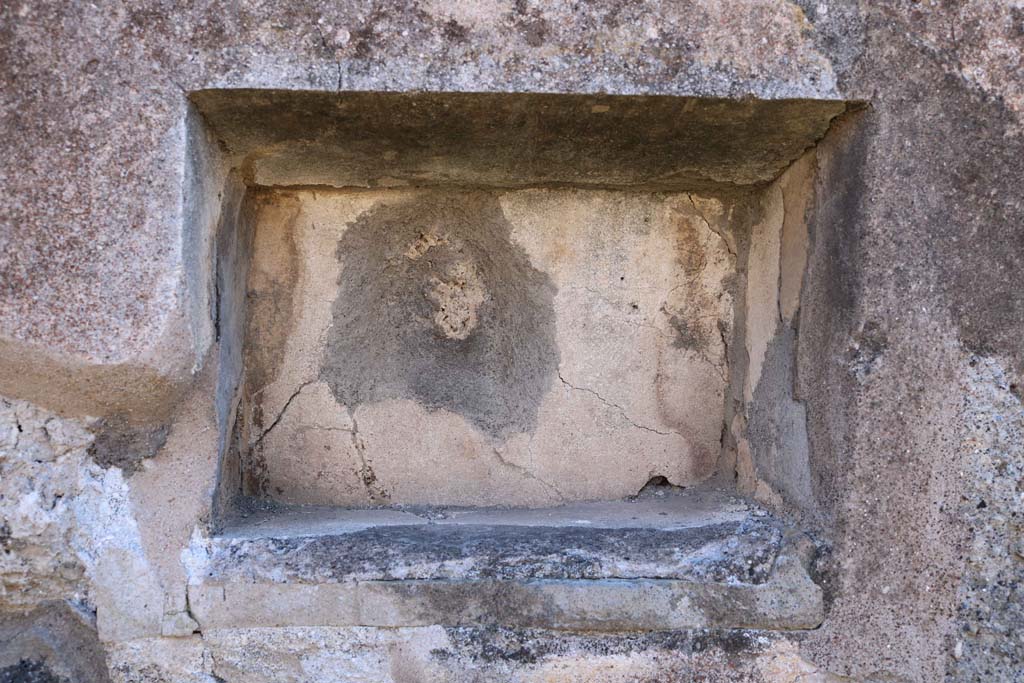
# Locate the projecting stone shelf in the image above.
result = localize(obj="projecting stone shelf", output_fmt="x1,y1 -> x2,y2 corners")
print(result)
188,488 -> 823,632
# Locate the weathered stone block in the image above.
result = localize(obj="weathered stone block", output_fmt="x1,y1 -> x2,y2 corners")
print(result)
188,490 -> 821,633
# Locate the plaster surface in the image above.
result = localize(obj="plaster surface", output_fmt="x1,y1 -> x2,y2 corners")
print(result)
241,188 -> 735,506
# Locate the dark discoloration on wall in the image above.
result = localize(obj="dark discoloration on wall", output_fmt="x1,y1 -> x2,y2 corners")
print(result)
87,415 -> 169,475
915,76 -> 1024,378
689,629 -> 761,656
659,199 -> 732,359
428,626 -> 771,682
210,176 -> 256,520
320,192 -> 558,441
439,626 -> 654,662
708,195 -> 757,485
748,326 -> 812,511
792,8 -> 1024,678
242,192 -> 301,397
796,113 -> 868,529
0,660 -> 64,683
667,312 -> 709,353
0,604 -> 110,683
190,90 -> 847,190
841,19 -> 1024,680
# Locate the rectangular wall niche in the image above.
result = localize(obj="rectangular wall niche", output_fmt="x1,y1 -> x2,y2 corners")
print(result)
192,90 -> 846,511
188,90 -> 851,634
244,187 -> 742,508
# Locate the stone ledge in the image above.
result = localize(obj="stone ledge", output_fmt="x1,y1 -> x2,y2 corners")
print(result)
206,520 -> 782,584
189,490 -> 823,633
188,555 -> 822,632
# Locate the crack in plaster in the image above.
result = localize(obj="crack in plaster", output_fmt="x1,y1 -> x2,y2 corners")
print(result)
621,317 -> 668,337
251,381 -> 313,450
346,410 -> 388,503
557,369 -> 676,437
490,446 -> 566,502
687,193 -> 736,258
717,321 -> 731,379
183,580 -> 202,636
249,380 -> 565,504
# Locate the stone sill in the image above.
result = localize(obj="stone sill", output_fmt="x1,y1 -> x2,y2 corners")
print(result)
190,489 -> 823,633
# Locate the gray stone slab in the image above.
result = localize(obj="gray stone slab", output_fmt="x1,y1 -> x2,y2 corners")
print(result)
219,487 -> 754,538
191,489 -> 820,633
188,555 -> 822,632
211,489 -> 781,583
192,90 -> 846,189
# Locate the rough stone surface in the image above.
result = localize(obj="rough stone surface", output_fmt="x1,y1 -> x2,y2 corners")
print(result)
100,627 -> 863,683
207,494 -> 783,584
0,660 -> 64,683
1,1 -> 1023,682
948,356 -> 1024,682
789,6 -> 1024,681
0,399 -> 91,612
209,521 -> 777,583
192,90 -> 845,189
0,603 -> 110,683
185,491 -> 824,634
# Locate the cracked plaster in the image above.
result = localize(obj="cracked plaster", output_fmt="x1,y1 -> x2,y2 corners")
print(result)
238,188 -> 734,507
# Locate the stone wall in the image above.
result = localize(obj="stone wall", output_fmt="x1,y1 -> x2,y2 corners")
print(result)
1,2 -> 1022,682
